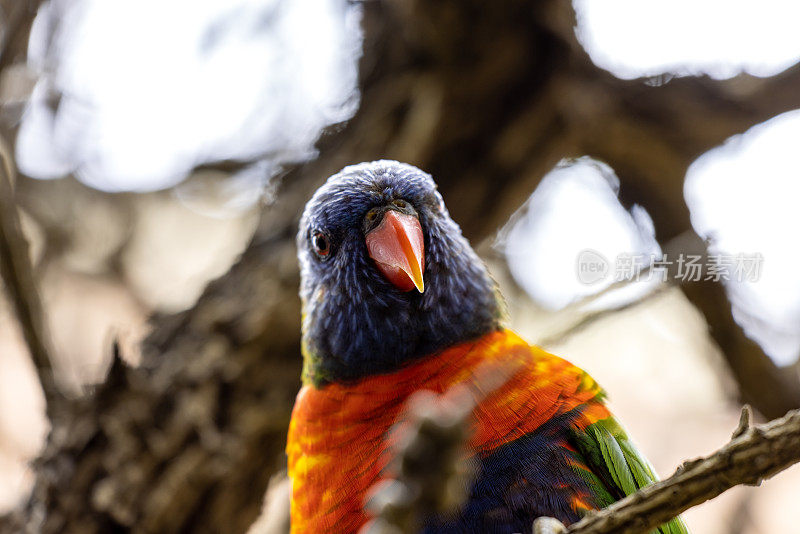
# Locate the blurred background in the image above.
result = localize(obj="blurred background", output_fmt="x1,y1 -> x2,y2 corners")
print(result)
0,0 -> 799,533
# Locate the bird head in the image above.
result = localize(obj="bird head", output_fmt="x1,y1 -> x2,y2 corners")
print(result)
298,160 -> 503,385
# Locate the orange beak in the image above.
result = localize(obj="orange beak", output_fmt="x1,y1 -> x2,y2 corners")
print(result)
365,210 -> 425,293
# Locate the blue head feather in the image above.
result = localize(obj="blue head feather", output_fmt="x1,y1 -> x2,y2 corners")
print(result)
297,160 -> 503,385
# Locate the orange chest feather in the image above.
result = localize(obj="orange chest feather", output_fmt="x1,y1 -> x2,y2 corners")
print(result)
286,329 -> 608,533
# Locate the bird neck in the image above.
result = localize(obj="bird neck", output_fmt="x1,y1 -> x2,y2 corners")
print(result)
300,268 -> 505,387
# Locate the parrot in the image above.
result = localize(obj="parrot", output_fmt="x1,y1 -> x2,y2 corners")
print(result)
287,160 -> 688,534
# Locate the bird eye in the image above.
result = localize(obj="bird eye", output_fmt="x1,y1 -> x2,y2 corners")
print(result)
310,230 -> 331,259
391,199 -> 409,210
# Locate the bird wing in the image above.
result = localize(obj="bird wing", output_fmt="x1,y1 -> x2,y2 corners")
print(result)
466,331 -> 689,533
569,414 -> 690,534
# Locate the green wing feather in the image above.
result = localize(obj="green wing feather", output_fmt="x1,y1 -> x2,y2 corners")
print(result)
570,416 -> 690,534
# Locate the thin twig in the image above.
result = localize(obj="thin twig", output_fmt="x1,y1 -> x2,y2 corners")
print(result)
0,134 -> 60,408
0,0 -> 60,410
535,405 -> 800,534
0,1 -> 43,74
534,229 -> 706,348
535,283 -> 670,349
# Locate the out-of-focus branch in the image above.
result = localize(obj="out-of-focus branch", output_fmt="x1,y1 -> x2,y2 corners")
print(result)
0,135 -> 60,408
535,284 -> 669,350
572,63 -> 800,242
567,67 -> 800,417
0,0 -> 59,409
533,406 -> 800,534
361,360 -> 523,534
360,389 -> 475,534
532,230 -> 700,348
545,0 -> 800,420
681,278 -> 800,420
0,0 -> 42,74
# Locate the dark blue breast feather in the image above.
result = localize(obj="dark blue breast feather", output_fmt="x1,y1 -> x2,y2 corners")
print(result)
423,412 -> 603,534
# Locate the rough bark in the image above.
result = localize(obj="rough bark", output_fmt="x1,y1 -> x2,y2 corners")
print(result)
3,0 -> 800,532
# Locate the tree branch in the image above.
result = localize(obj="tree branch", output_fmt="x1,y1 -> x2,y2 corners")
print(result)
0,0 -> 42,74
0,134 -> 60,409
545,0 -> 800,421
534,406 -> 800,534
362,361 -> 522,534
362,370 -> 800,534
681,278 -> 800,420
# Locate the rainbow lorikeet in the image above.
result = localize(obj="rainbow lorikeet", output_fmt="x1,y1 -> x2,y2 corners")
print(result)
287,160 -> 688,534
